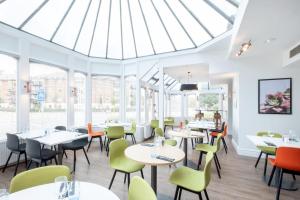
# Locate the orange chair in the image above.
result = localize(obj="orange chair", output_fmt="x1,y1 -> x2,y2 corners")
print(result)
267,147 -> 300,200
210,125 -> 228,154
87,123 -> 105,152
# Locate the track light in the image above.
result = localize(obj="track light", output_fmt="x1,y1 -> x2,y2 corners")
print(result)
236,40 -> 252,57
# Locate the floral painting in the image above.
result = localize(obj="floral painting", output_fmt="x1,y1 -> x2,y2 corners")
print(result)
258,78 -> 292,114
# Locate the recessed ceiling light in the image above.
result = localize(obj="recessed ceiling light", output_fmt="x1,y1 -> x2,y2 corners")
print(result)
265,38 -> 276,43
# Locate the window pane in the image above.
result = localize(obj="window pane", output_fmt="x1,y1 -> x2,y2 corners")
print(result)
188,94 -> 197,118
75,0 -> 101,55
74,72 -> 86,126
170,94 -> 181,117
125,76 -> 136,122
30,63 -> 67,130
0,0 -> 44,27
92,76 -> 120,123
0,54 -> 17,138
141,87 -> 145,123
182,0 -> 229,37
53,0 -> 90,49
89,0 -> 110,57
152,0 -> 193,50
23,0 -> 73,40
209,0 -> 237,18
199,93 -> 219,120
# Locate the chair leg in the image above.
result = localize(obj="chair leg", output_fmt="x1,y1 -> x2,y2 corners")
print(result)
99,136 -> 103,152
254,151 -> 262,168
132,135 -> 137,144
13,153 -> 21,176
206,131 -> 209,144
197,152 -> 203,170
106,139 -> 110,157
174,186 -> 179,200
63,150 -> 68,158
2,152 -> 12,173
179,138 -> 183,148
127,173 -> 130,189
140,170 -> 144,179
131,135 -> 135,144
24,152 -> 28,167
198,192 -> 203,200
54,157 -> 58,165
178,188 -> 182,200
210,137 -> 215,145
83,148 -> 90,165
215,154 -> 221,170
73,150 -> 76,172
204,189 -> 209,200
268,166 -> 276,186
264,154 -> 268,176
221,138 -> 228,154
124,173 -> 127,183
27,160 -> 32,170
292,174 -> 296,180
213,155 -> 221,179
191,138 -> 195,149
109,170 -> 117,189
87,137 -> 93,152
276,169 -> 283,200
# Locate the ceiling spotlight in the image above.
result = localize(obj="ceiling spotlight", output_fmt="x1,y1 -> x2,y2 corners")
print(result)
265,38 -> 276,44
236,40 -> 252,57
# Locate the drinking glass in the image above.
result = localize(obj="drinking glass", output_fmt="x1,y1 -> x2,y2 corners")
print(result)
68,181 -> 80,200
0,183 -> 9,200
54,176 -> 68,199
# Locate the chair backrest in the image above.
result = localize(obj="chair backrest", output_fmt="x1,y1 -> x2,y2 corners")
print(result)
128,176 -> 157,200
203,152 -> 214,188
257,131 -> 269,137
87,123 -> 93,134
107,126 -> 124,139
25,139 -> 41,159
109,139 -> 128,165
74,128 -> 88,144
6,133 -> 20,151
150,120 -> 159,129
131,121 -> 136,133
222,125 -> 228,137
54,126 -> 66,131
154,128 -> 164,137
9,165 -> 71,193
272,133 -> 282,138
220,121 -> 225,131
215,134 -> 222,152
274,147 -> 300,171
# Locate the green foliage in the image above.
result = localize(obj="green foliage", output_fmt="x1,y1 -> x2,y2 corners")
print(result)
199,94 -> 219,110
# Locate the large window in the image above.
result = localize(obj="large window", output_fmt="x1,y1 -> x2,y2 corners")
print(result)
188,94 -> 197,118
125,76 -> 136,122
170,94 -> 181,117
140,87 -> 146,123
0,54 -> 17,136
74,72 -> 86,126
92,76 -> 120,123
30,63 -> 67,130
199,93 -> 219,120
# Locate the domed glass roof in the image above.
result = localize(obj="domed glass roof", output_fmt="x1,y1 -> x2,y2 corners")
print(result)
0,0 -> 239,60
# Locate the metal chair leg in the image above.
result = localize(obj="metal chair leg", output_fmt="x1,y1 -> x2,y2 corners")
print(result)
2,152 -> 12,173
197,152 -> 203,170
140,170 -> 144,178
109,170 -> 117,189
254,151 -> 262,168
276,169 -> 283,200
268,166 -> 276,186
83,148 -> 90,165
87,137 -> 93,152
213,155 -> 221,179
198,192 -> 203,200
174,186 -> 179,200
204,189 -> 209,200
264,154 -> 268,176
13,153 -> 21,176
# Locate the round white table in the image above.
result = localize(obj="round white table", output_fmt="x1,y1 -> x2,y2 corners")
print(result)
168,129 -> 205,166
125,144 -> 185,194
8,181 -> 120,200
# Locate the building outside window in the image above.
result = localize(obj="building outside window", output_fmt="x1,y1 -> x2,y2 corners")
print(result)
74,72 -> 86,126
92,76 -> 120,123
0,54 -> 17,137
29,62 -> 67,130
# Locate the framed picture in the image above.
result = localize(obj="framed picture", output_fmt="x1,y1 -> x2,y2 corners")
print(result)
258,78 -> 292,114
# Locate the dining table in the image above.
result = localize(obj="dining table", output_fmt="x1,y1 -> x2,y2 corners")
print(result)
247,135 -> 300,191
168,129 -> 205,166
125,143 -> 185,194
15,130 -> 88,165
7,181 -> 120,200
187,121 -> 216,143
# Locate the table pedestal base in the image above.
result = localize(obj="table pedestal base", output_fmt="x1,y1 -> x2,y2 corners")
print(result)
151,166 -> 157,194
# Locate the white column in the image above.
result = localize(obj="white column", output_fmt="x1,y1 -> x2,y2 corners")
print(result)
120,64 -> 125,122
67,68 -> 74,128
17,40 -> 30,132
158,65 -> 164,129
85,64 -> 92,124
181,93 -> 185,119
145,88 -> 149,123
135,63 -> 141,124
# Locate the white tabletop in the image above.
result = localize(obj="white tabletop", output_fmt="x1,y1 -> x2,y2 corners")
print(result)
125,144 -> 185,166
247,135 -> 300,148
168,129 -> 205,139
16,131 -> 88,146
187,121 -> 216,129
77,123 -> 131,131
8,181 -> 120,200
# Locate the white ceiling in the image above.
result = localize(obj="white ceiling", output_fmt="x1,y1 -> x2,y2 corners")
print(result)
229,0 -> 300,58
164,63 -> 209,83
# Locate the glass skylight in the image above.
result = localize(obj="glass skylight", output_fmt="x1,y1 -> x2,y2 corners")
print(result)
0,0 -> 239,60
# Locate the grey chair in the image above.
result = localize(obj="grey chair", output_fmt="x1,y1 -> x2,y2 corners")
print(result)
26,139 -> 58,169
62,128 -> 90,172
2,133 -> 28,176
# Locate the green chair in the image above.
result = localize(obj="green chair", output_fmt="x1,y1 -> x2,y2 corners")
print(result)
125,122 -> 137,144
128,176 -> 157,200
164,117 -> 175,132
254,131 -> 282,176
9,165 -> 71,193
106,126 -> 125,156
155,128 -> 177,146
150,120 -> 159,137
196,134 -> 222,179
170,152 -> 214,200
108,139 -> 145,190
